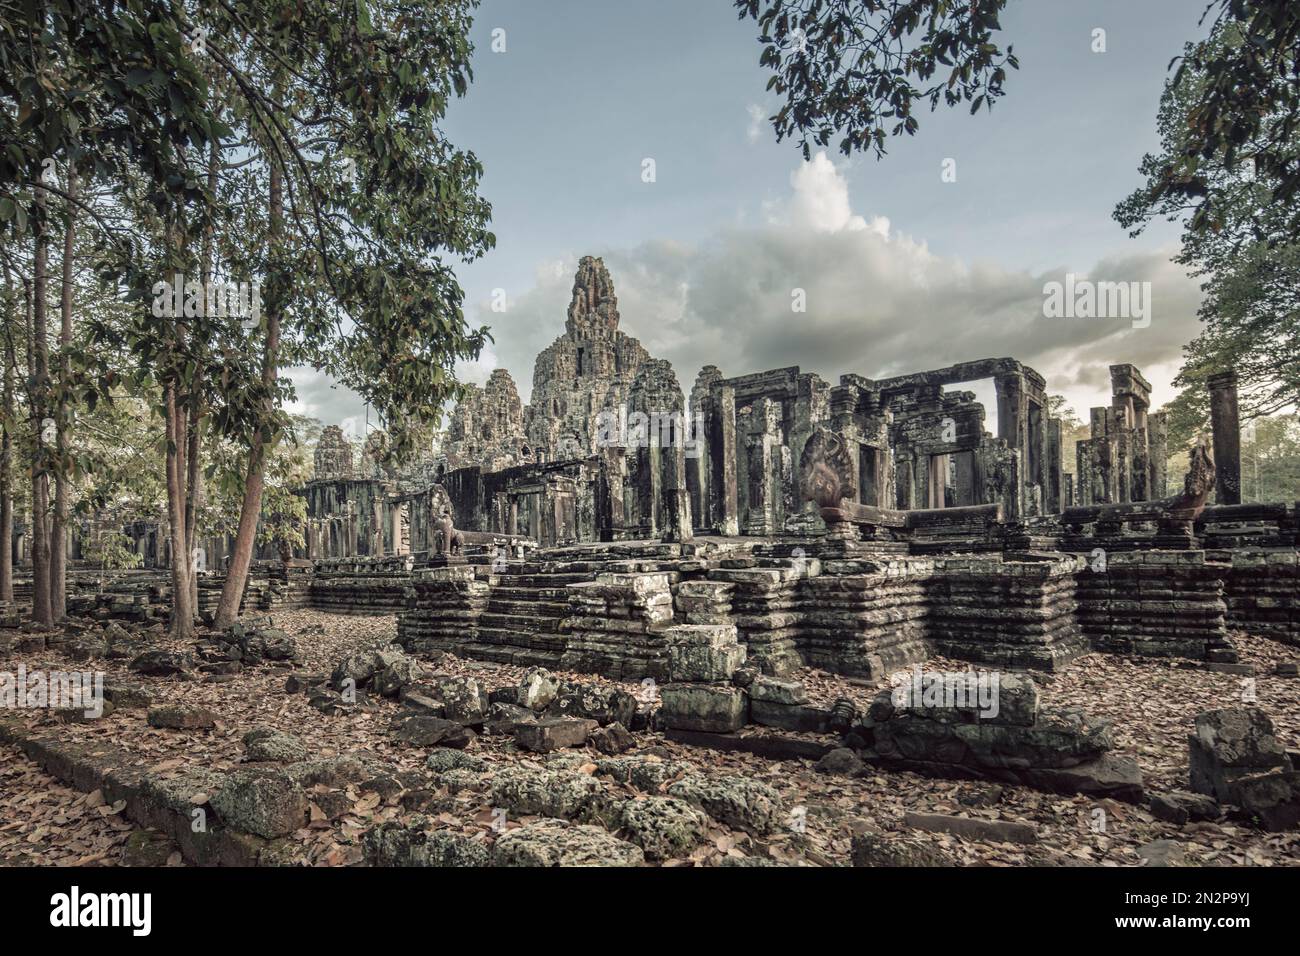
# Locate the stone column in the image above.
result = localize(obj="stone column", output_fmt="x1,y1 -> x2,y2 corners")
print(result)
1208,371 -> 1241,504
710,385 -> 740,535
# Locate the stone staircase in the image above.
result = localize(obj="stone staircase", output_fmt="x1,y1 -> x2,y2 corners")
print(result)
469,541 -> 687,667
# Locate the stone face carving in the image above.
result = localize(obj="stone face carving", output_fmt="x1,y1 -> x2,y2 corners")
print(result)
799,427 -> 857,510
314,425 -> 354,480
441,368 -> 531,470
524,256 -> 653,461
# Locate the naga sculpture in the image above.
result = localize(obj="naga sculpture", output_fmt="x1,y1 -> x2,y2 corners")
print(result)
799,427 -> 858,511
1159,433 -> 1215,535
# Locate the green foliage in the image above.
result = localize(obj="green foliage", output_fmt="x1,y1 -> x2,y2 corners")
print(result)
81,529 -> 144,575
736,0 -> 1018,159
1127,1 -> 1300,239
1049,395 -> 1090,478
1117,11 -> 1300,418
257,484 -> 307,557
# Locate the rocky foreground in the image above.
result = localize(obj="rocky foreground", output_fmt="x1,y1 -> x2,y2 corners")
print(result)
1,610 -> 1297,867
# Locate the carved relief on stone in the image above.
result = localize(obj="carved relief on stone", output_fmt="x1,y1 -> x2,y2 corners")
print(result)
314,425 -> 355,479
799,426 -> 858,510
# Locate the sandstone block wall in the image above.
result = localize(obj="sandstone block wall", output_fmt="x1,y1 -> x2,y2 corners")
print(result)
1219,550 -> 1299,646
927,555 -> 1089,671
1075,551 -> 1231,660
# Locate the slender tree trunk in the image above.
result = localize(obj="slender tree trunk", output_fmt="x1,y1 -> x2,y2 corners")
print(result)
165,382 -> 195,638
0,279 -> 15,605
186,140 -> 218,619
50,167 -> 77,622
214,163 -> 282,628
29,188 -> 52,627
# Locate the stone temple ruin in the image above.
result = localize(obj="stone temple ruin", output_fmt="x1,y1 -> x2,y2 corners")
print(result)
4,256 -> 1299,864
259,259 -> 1297,693
14,257 -> 1295,681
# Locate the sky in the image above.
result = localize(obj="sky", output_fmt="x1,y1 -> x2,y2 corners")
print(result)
288,0 -> 1216,439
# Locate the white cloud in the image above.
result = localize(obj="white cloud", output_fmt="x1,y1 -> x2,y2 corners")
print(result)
296,153 -> 1203,430
782,152 -> 871,234
746,104 -> 765,144
480,153 -> 1202,421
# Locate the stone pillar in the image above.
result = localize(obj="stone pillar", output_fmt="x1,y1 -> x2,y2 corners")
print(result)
995,372 -> 1027,514
1045,418 -> 1062,514
1208,371 -> 1241,504
710,385 -> 740,535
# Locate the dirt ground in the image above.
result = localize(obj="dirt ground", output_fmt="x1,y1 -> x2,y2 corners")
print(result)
2,609 -> 1297,867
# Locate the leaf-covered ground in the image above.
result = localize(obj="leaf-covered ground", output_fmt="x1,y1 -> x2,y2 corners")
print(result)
1,610 -> 1297,867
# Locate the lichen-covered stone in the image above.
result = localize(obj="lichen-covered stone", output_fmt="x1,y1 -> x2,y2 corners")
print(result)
851,830 -> 954,867
425,750 -> 487,774
210,768 -> 309,839
619,797 -> 707,860
596,755 -> 690,793
490,819 -> 645,867
364,819 -> 489,867
659,684 -> 748,732
518,668 -> 559,711
488,768 -> 606,821
667,774 -> 784,835
243,728 -> 309,763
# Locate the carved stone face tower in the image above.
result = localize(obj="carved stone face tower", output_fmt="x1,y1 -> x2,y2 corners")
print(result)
566,255 -> 621,338
314,425 -> 355,479
525,256 -> 652,460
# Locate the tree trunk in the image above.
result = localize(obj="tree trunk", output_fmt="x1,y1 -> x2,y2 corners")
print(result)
50,167 -> 77,622
0,275 -> 15,605
165,382 -> 195,639
29,187 -> 52,627
214,160 -> 282,629
186,139 -> 218,620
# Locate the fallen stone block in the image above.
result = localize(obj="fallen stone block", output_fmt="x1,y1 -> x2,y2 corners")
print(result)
518,667 -> 559,711
814,748 -> 865,777
146,705 -> 216,731
589,722 -> 635,755
1137,838 -> 1185,867
619,796 -> 708,860
489,767 -> 606,822
364,820 -> 489,867
1188,707 -> 1288,802
243,729 -> 309,763
748,675 -> 809,705
1149,790 -> 1220,825
659,684 -> 748,733
667,773 -> 784,836
1232,770 -> 1300,832
902,811 -> 1037,845
851,829 -> 954,867
514,717 -> 597,753
390,714 -> 475,749
101,683 -> 153,710
209,767 -> 309,840
129,650 -> 192,677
